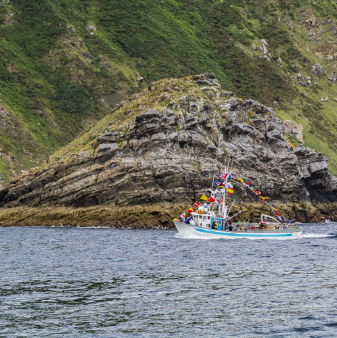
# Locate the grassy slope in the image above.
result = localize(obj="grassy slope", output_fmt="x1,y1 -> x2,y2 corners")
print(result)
1,0 -> 337,183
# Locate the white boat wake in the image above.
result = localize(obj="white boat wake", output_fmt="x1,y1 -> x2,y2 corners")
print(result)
299,233 -> 333,238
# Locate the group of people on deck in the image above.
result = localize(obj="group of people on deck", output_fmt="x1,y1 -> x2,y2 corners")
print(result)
209,218 -> 261,231
211,221 -> 248,231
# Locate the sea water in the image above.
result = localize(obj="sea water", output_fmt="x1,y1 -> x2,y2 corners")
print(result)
0,224 -> 336,337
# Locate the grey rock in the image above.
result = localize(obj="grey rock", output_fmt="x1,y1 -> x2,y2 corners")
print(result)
148,82 -> 155,91
86,24 -> 96,32
261,39 -> 269,46
283,120 -> 304,143
67,25 -> 75,33
312,63 -> 324,75
95,143 -> 119,159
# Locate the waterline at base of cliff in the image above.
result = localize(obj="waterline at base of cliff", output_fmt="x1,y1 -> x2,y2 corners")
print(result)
0,202 -> 336,228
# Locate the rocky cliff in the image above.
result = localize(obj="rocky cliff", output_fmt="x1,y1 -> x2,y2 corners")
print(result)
1,74 -> 337,226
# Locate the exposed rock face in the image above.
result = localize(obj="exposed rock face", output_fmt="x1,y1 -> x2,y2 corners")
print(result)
283,120 -> 304,143
1,74 -> 337,222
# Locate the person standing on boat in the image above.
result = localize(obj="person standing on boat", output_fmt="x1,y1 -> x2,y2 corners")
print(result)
236,225 -> 241,231
229,224 -> 233,231
225,222 -> 229,231
211,220 -> 217,229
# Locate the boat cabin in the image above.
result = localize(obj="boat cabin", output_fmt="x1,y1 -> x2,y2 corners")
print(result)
190,212 -> 224,230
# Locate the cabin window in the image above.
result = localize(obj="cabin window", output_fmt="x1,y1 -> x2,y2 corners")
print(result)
199,216 -> 202,219
203,216 -> 206,220
208,216 -> 210,220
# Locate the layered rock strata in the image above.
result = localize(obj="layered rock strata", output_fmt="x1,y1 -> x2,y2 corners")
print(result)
1,73 -> 337,224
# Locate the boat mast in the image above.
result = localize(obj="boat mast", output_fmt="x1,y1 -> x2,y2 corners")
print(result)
222,158 -> 228,221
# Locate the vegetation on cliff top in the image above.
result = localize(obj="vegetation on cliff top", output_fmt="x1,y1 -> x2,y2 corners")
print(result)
1,0 -> 337,182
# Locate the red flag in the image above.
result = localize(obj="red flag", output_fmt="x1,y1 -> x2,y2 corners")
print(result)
193,202 -> 200,207
275,212 -> 281,217
208,196 -> 215,203
220,173 -> 228,179
187,208 -> 194,213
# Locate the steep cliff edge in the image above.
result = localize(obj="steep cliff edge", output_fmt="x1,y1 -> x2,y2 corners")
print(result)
1,74 -> 337,226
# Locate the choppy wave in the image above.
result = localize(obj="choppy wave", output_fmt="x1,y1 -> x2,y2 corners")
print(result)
1,224 -> 337,337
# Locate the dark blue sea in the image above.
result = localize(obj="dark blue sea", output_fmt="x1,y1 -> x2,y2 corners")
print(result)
0,223 -> 336,337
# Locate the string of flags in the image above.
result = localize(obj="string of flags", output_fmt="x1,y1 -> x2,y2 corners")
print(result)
179,168 -> 292,224
231,174 -> 291,223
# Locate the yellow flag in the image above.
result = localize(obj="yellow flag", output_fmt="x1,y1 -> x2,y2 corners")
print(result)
200,195 -> 208,200
261,196 -> 269,200
237,178 -> 244,183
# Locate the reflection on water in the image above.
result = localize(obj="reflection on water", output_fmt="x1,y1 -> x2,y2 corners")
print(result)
0,224 -> 337,337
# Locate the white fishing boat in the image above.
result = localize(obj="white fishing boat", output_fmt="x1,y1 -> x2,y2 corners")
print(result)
174,215 -> 302,239
173,161 -> 302,239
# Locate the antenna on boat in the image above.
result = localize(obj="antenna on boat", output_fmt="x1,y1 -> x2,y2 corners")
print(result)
226,199 -> 236,220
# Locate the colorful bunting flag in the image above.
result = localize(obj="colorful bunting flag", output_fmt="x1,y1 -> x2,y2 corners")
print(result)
215,180 -> 221,186
187,208 -> 194,213
208,196 -> 215,203
227,187 -> 234,194
202,203 -> 209,208
228,171 -> 292,224
193,201 -> 200,207
200,195 -> 208,201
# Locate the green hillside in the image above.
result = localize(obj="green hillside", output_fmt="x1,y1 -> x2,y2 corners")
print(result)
1,0 -> 337,183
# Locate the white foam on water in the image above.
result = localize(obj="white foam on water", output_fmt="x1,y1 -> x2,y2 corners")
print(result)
174,233 -> 222,240
299,234 -> 333,238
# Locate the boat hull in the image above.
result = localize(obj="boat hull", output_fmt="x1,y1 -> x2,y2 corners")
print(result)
174,221 -> 302,239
